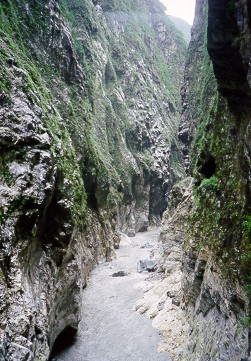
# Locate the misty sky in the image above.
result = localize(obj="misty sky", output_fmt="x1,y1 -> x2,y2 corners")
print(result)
159,0 -> 196,25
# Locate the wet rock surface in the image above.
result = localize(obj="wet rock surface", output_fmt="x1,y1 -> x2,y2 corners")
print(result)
52,230 -> 171,361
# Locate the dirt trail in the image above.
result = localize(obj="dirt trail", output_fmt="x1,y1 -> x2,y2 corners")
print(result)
53,230 -> 171,361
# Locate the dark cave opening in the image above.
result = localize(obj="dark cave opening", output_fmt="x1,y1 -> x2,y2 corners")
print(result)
87,187 -> 99,211
200,155 -> 216,179
49,326 -> 77,360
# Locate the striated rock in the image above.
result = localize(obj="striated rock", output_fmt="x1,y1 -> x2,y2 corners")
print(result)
153,0 -> 251,360
180,3 -> 251,357
0,0 -> 186,359
138,2 -> 251,360
97,0 -> 186,233
2,0 -> 250,359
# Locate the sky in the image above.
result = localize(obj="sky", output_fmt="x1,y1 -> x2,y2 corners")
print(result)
159,0 -> 196,25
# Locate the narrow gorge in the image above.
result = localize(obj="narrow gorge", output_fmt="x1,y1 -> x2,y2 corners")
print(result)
0,0 -> 250,360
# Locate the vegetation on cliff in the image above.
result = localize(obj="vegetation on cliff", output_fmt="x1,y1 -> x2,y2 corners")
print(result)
1,0 -> 249,360
176,0 -> 251,358
58,0 -> 187,229
0,0 -> 187,359
180,0 -> 250,287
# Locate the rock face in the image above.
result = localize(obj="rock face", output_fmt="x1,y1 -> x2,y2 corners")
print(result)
0,0 -> 186,359
1,0 -> 249,359
135,177 -> 193,360
148,0 -> 251,360
91,0 -> 186,235
168,16 -> 192,44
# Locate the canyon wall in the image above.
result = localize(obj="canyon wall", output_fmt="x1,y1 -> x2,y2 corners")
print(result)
149,0 -> 251,359
0,0 -> 186,359
1,0 -> 250,360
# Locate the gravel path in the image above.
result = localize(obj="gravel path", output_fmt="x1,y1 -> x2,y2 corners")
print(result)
53,230 -> 171,361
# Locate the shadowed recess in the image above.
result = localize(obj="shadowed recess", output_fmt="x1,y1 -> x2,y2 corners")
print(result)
49,326 -> 78,360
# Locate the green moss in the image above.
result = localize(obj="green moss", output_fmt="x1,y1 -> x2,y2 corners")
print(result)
189,101 -> 249,284
0,0 -> 186,233
240,316 -> 251,329
0,67 -> 11,96
241,215 -> 251,275
243,215 -> 251,238
184,2 -> 249,282
60,0 -> 97,32
200,176 -> 219,190
0,1 -> 88,228
97,0 -> 144,12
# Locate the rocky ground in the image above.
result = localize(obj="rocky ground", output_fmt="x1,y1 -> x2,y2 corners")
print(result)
52,230 -> 171,361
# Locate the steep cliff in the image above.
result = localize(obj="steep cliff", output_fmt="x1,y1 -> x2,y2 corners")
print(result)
0,0 -> 186,359
147,0 -> 251,360
168,16 -> 191,44
181,1 -> 251,358
2,0 -> 249,360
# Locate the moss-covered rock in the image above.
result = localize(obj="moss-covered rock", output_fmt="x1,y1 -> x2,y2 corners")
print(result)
165,0 -> 251,359
0,0 -> 186,359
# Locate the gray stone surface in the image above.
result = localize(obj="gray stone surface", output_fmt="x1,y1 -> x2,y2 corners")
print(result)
137,260 -> 157,273
0,1 -> 185,358
135,176 -> 249,361
140,242 -> 154,249
112,271 -> 128,277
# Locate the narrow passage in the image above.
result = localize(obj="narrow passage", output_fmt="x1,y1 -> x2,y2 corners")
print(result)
53,230 -> 171,361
